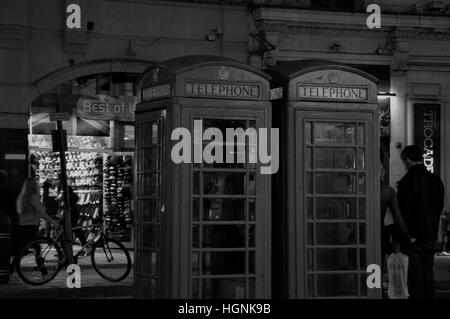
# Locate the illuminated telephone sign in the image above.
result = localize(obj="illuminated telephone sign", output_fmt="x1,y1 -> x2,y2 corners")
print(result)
414,103 -> 440,176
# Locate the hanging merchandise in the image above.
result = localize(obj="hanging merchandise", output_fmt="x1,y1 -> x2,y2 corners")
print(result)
103,153 -> 134,236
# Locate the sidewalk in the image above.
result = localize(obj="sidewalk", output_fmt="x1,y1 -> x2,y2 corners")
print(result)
0,249 -> 134,299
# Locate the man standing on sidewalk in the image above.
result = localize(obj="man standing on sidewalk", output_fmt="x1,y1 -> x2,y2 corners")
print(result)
397,145 -> 445,299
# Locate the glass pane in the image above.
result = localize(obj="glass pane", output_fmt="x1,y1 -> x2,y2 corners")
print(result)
192,279 -> 199,298
202,278 -> 245,299
359,224 -> 366,245
193,198 -> 200,221
360,273 -> 367,296
307,275 -> 314,297
203,198 -> 245,221
142,225 -> 159,248
249,200 -> 256,221
359,198 -> 366,219
249,252 -> 255,274
203,141 -> 245,169
360,248 -> 366,270
316,248 -> 358,270
357,148 -> 365,170
316,173 -> 356,194
249,173 -> 256,195
305,147 -> 312,169
307,248 -> 314,271
314,122 -> 355,144
305,122 -> 312,144
141,277 -> 157,298
316,198 -> 356,220
249,225 -> 255,247
316,223 -> 357,245
306,172 -> 313,194
314,148 -> 355,169
143,148 -> 159,170
202,251 -> 246,275
142,173 -> 159,196
142,251 -> 158,275
357,124 -> 365,145
142,199 -> 159,222
316,274 -> 358,297
193,172 -> 200,195
202,119 -> 248,131
193,225 -> 200,248
248,278 -> 255,299
307,223 -> 314,245
142,121 -> 159,145
202,225 -> 246,248
204,173 -> 246,195
192,251 -> 199,276
124,125 -> 135,149
358,174 -> 365,194
306,197 -> 314,219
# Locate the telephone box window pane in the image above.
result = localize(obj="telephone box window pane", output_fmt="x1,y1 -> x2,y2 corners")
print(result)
193,198 -> 200,221
142,251 -> 158,275
358,174 -> 366,194
248,278 -> 255,299
142,199 -> 159,222
316,198 -> 356,220
202,119 -> 248,131
306,172 -> 313,194
202,251 -> 246,275
249,252 -> 255,274
192,251 -> 199,276
316,248 -> 358,270
249,173 -> 256,195
193,225 -> 200,248
143,148 -> 159,170
357,148 -> 365,170
357,124 -> 365,145
143,225 -> 159,249
192,279 -> 199,298
314,123 -> 355,144
360,248 -> 367,270
358,198 -> 366,219
307,223 -> 314,245
306,197 -> 314,219
360,273 -> 367,296
315,148 -> 355,169
203,198 -> 245,221
307,275 -> 314,297
193,172 -> 200,195
316,274 -> 358,297
204,142 -> 245,169
305,122 -> 312,144
249,225 -> 255,247
359,224 -> 366,245
202,278 -> 245,299
305,147 -> 312,169
204,173 -> 246,195
307,248 -> 314,271
142,174 -> 159,196
316,223 -> 357,245
142,122 -> 159,145
316,173 -> 356,194
249,199 -> 256,221
202,225 -> 246,248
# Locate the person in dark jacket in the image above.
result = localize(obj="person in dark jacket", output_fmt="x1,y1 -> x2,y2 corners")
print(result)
397,145 -> 445,299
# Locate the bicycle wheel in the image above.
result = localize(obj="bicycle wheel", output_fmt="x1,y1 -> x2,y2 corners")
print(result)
91,236 -> 131,282
16,237 -> 64,286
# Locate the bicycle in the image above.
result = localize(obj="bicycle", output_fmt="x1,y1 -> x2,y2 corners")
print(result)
15,222 -> 132,286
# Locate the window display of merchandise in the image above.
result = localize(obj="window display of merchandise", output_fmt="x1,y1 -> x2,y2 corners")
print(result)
30,150 -> 134,237
103,153 -> 133,234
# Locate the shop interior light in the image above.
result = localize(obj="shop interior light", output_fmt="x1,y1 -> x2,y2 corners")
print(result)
5,154 -> 26,160
377,92 -> 396,98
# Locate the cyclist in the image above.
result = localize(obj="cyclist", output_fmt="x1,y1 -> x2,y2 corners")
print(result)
10,178 -> 58,276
